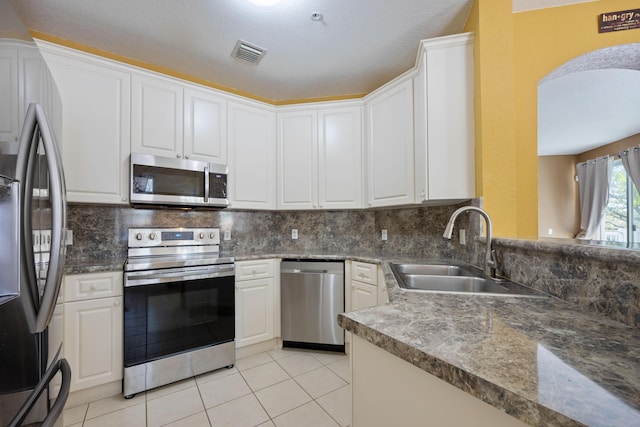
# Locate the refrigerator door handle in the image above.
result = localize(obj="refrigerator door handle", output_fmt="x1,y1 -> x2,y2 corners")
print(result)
15,103 -> 67,333
7,358 -> 71,427
33,104 -> 67,333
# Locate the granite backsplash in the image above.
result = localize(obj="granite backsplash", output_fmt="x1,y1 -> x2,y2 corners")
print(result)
65,202 -> 475,263
66,202 -> 639,328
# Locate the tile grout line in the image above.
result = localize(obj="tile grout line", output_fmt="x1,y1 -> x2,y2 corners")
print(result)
66,349 -> 350,427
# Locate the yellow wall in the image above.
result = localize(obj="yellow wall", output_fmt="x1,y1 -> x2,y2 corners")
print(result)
538,155 -> 580,238
468,0 -> 640,238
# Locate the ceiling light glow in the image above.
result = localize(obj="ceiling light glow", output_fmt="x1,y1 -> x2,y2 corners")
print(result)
249,0 -> 281,6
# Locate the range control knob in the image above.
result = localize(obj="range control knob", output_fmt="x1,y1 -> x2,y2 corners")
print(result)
149,233 -> 157,240
210,232 -> 215,239
135,233 -> 143,241
199,232 -> 205,239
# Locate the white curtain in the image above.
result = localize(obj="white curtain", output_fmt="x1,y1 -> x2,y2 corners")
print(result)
575,156 -> 612,240
619,145 -> 640,196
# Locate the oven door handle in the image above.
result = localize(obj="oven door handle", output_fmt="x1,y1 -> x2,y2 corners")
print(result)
124,265 -> 234,287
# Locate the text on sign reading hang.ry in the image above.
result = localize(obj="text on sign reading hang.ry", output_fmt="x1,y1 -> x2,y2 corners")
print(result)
599,8 -> 640,33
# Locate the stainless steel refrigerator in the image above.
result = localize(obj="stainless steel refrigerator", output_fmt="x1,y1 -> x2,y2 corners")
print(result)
0,3 -> 71,424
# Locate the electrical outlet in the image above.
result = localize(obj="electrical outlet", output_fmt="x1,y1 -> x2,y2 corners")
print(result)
459,229 -> 466,245
381,229 -> 388,241
292,229 -> 298,239
223,229 -> 231,240
65,229 -> 73,246
547,228 -> 553,236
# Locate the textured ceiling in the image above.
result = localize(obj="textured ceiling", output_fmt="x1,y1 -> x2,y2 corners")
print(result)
9,0 -> 473,102
538,44 -> 640,156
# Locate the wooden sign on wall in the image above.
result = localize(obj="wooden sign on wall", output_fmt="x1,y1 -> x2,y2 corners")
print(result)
599,8 -> 640,33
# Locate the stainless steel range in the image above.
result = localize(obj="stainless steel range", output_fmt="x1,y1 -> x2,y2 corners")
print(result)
123,227 -> 235,398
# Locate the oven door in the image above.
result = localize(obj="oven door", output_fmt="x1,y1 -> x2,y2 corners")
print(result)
123,264 -> 235,368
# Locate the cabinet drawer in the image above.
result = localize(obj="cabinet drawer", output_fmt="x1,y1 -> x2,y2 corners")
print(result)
236,259 -> 275,281
352,261 -> 377,285
64,271 -> 123,302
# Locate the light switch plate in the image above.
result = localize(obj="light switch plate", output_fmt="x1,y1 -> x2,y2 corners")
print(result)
292,229 -> 298,239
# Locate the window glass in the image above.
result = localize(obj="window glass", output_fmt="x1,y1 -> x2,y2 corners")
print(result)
601,158 -> 639,244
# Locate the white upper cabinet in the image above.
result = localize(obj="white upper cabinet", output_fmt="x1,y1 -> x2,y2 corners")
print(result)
34,32 -> 473,210
414,33 -> 475,202
131,73 -> 227,163
0,41 -> 48,143
131,73 -> 184,158
0,44 -> 19,141
40,43 -> 131,204
277,104 -> 363,210
318,106 -> 363,209
277,109 -> 318,209
184,87 -> 227,163
365,79 -> 415,208
227,100 -> 276,209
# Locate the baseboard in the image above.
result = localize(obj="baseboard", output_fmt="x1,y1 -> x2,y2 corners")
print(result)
66,380 -> 122,408
236,339 -> 279,359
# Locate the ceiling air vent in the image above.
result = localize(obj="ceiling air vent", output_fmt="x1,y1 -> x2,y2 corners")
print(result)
231,40 -> 267,65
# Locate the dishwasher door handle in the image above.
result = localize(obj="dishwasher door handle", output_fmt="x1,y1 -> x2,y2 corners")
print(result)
283,269 -> 330,274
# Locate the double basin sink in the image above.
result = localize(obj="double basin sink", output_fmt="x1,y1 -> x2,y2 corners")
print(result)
390,262 -> 549,298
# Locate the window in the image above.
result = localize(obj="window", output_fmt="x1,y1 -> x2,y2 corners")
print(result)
601,158 -> 640,243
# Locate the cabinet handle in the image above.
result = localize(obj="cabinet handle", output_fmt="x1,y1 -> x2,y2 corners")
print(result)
114,300 -> 121,306
176,154 -> 182,158
89,284 -> 98,291
185,155 -> 189,159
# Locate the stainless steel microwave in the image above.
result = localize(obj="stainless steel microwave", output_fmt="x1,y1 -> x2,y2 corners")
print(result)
130,153 -> 228,209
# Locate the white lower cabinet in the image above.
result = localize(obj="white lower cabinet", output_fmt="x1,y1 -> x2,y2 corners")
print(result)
350,261 -> 382,311
351,281 -> 378,311
235,260 -> 279,348
63,272 -> 123,392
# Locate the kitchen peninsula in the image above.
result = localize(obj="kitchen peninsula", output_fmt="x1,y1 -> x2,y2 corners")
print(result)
339,261 -> 640,427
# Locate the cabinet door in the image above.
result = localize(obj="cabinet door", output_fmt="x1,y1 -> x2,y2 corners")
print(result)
277,110 -> 317,209
351,281 -> 377,311
0,45 -> 19,142
184,87 -> 227,163
41,47 -> 131,204
366,79 -> 414,207
18,44 -> 44,121
64,296 -> 123,391
131,73 -> 183,158
228,100 -> 276,209
235,277 -> 274,348
415,34 -> 475,202
318,106 -> 363,209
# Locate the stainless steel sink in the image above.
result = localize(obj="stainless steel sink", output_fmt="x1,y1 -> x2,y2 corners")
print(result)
390,263 -> 549,298
392,263 -> 479,277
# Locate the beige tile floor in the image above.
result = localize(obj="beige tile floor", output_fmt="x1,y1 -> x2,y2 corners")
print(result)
63,347 -> 351,427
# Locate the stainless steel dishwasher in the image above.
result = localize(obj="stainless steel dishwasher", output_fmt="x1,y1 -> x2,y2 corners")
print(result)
281,260 -> 345,352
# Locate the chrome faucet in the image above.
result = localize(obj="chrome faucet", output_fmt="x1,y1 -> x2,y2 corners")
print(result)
443,206 -> 497,278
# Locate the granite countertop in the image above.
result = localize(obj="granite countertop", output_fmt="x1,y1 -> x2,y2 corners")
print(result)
338,261 -> 640,427
65,251 -> 640,426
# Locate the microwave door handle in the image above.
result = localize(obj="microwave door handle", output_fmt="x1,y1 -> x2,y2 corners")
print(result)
204,165 -> 210,203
